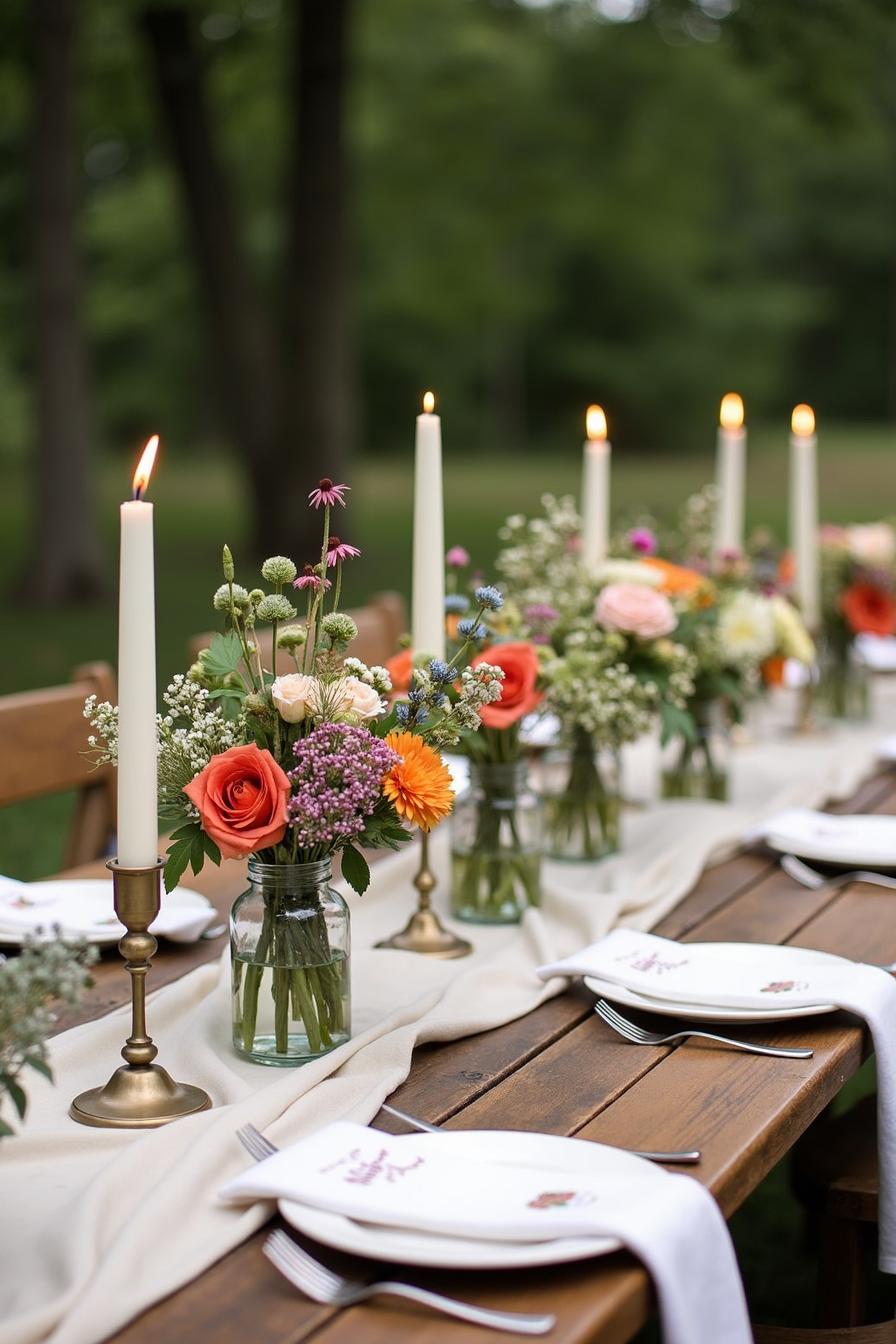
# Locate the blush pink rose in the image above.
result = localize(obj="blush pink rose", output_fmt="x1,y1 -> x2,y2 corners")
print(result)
183,743 -> 290,859
595,583 -> 677,639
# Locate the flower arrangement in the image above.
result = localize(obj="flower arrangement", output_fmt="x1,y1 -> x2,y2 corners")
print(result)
494,498 -> 697,857
87,479 -> 504,1063
0,938 -> 95,1135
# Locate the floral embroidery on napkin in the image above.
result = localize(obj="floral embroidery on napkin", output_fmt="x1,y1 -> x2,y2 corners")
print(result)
615,950 -> 689,976
760,980 -> 809,994
320,1147 -> 424,1187
527,1191 -> 596,1210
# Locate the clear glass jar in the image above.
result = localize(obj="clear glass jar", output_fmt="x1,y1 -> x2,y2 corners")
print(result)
450,761 -> 542,924
535,729 -> 622,861
660,699 -> 730,802
817,638 -> 871,722
231,858 -> 350,1066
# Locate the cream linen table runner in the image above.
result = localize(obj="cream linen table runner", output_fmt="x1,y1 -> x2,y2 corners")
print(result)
2,688 -> 894,1344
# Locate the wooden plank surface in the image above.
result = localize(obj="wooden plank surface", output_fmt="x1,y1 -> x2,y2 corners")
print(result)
41,768 -> 896,1344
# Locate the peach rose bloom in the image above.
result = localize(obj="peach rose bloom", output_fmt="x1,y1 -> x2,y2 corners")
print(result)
337,676 -> 383,722
271,673 -> 321,724
184,743 -> 290,859
472,641 -> 542,729
595,583 -> 677,639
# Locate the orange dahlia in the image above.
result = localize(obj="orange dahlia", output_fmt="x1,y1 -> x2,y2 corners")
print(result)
383,731 -> 454,832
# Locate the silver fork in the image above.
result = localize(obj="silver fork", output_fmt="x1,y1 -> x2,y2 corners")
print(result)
781,852 -> 896,895
594,998 -> 814,1059
262,1229 -> 556,1334
381,1103 -> 701,1164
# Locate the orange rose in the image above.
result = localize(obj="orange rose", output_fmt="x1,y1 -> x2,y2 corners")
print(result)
642,557 -> 707,599
472,641 -> 542,729
840,582 -> 896,637
762,655 -> 787,688
777,551 -> 795,587
183,743 -> 290,859
385,648 -> 413,695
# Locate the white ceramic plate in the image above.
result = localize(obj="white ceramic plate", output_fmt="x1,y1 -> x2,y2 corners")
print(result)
280,1129 -> 660,1269
585,942 -> 844,1023
0,880 -> 213,947
763,812 -> 896,871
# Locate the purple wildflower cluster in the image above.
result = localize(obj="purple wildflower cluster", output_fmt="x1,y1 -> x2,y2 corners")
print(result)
287,723 -> 398,850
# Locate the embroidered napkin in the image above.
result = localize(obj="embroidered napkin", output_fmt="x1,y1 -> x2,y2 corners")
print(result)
745,807 -> 896,866
221,1121 -> 751,1344
538,928 -> 896,1272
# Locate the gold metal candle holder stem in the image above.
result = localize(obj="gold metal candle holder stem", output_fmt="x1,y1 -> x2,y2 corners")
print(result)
70,859 -> 212,1129
374,830 -> 472,960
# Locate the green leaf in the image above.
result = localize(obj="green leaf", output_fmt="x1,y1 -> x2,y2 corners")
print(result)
169,821 -> 200,842
4,1077 -> 27,1119
164,837 -> 193,893
202,833 -> 222,866
0,1117 -> 13,1137
659,702 -> 696,747
199,631 -> 244,679
189,829 -> 206,876
340,844 -> 371,896
25,1055 -> 53,1082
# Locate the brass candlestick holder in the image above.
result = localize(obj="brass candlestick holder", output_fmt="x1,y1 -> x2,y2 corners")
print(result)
70,859 -> 212,1128
375,830 -> 472,959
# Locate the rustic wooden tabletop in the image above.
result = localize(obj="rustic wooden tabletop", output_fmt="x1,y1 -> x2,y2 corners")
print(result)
51,770 -> 896,1344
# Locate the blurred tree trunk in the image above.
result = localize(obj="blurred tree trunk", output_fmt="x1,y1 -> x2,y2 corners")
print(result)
141,7 -> 280,558
23,0 -> 105,604
279,0 -> 354,564
141,3 -> 354,564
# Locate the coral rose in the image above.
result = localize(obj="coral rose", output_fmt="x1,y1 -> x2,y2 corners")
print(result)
472,641 -> 542,729
183,743 -> 290,859
840,582 -> 896,637
595,583 -> 677,639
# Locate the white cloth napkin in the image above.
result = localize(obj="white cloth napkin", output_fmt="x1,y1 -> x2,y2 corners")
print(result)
857,635 -> 896,672
0,878 -> 214,944
221,1120 -> 752,1344
745,806 -> 896,866
538,928 -> 896,1272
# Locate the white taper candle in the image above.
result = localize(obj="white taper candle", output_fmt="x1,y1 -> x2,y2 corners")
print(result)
117,436 -> 160,868
411,392 -> 446,661
789,404 -> 820,632
714,392 -> 746,556
581,404 -> 610,570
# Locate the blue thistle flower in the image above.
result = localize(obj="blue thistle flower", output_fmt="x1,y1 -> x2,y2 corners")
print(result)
428,659 -> 452,684
474,585 -> 504,612
457,619 -> 487,641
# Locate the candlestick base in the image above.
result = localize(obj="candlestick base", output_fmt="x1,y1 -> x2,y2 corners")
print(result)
70,1066 -> 211,1129
70,859 -> 212,1129
374,829 -> 472,959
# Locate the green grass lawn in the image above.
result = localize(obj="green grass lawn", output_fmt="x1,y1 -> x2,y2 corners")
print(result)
1,423 -> 893,1330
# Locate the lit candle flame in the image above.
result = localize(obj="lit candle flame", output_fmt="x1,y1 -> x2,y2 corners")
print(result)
586,404 -> 607,441
132,435 -> 159,499
719,393 -> 744,431
422,391 -> 435,415
791,404 -> 815,438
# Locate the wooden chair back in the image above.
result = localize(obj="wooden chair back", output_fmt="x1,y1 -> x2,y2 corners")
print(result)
0,663 -> 118,868
187,590 -> 407,676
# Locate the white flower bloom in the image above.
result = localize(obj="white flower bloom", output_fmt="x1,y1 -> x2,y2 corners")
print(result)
592,559 -> 663,588
847,523 -> 896,570
335,676 -> 384,722
717,591 -> 777,663
769,595 -> 815,664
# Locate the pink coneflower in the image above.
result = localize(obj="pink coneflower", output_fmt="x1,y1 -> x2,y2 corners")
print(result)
326,536 -> 361,566
293,564 -> 332,591
308,478 -> 350,509
628,527 -> 657,556
445,545 -> 470,568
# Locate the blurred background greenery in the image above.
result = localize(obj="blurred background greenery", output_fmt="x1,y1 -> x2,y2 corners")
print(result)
2,0 -> 896,1329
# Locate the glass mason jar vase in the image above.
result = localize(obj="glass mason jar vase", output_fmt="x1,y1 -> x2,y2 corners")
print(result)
450,761 -> 543,924
660,699 -> 730,802
231,859 -> 350,1066
536,729 -> 622,862
817,638 -> 871,722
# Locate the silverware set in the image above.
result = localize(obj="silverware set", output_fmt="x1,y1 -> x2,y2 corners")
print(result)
594,998 -> 814,1060
780,852 -> 896,894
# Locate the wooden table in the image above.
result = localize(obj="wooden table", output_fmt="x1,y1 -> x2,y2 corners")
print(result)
52,770 -> 896,1344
